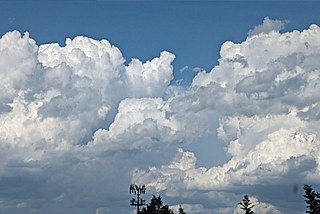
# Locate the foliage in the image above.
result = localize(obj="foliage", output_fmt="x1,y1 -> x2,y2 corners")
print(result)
140,195 -> 174,214
239,195 -> 254,214
178,205 -> 186,214
303,184 -> 320,214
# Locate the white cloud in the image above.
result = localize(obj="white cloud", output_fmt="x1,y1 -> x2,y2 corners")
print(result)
53,193 -> 66,202
191,67 -> 204,72
2,19 -> 320,214
180,66 -> 204,73
96,207 -> 111,214
234,196 -> 281,214
248,17 -> 289,36
132,23 -> 320,213
133,119 -> 320,190
0,30 -> 178,213
16,202 -> 27,209
171,204 -> 204,213
170,196 -> 281,214
180,66 -> 189,73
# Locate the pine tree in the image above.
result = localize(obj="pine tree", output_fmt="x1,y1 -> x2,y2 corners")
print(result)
303,184 -> 320,214
239,195 -> 254,214
140,195 -> 174,214
178,205 -> 186,214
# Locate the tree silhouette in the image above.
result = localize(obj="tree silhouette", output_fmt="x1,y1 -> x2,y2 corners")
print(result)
178,205 -> 186,214
303,184 -> 320,214
239,195 -> 254,214
140,195 -> 174,214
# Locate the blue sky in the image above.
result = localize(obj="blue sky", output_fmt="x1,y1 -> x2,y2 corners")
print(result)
1,1 -> 320,214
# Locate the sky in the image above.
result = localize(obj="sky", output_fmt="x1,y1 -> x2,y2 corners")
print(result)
0,1 -> 320,214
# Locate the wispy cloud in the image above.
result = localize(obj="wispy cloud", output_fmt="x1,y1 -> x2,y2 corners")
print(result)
7,17 -> 15,23
180,66 -> 189,73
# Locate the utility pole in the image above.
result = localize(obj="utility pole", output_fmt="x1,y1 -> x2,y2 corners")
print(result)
129,184 -> 146,214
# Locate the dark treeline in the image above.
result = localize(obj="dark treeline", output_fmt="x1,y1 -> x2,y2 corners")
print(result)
139,195 -> 184,214
237,184 -> 320,214
136,183 -> 320,214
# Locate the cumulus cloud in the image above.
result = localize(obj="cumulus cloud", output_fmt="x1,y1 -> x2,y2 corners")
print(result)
2,18 -> 320,214
233,196 -> 281,214
0,30 -> 179,213
248,17 -> 289,36
170,194 -> 281,214
133,23 -> 320,213
0,31 -> 178,152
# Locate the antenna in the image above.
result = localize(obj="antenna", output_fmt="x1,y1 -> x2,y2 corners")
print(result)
129,184 -> 146,214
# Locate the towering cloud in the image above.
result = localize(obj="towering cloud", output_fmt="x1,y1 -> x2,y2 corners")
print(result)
1,18 -> 320,214
133,22 -> 320,213
0,30 -> 177,213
